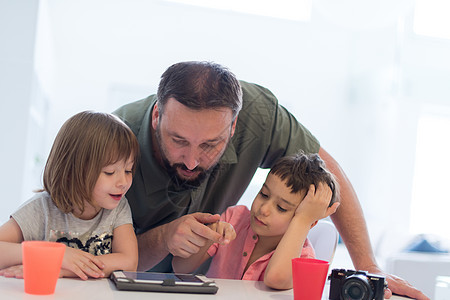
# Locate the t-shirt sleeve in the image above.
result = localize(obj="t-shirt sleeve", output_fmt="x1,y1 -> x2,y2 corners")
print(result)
238,81 -> 320,169
11,196 -> 47,241
300,238 -> 316,259
261,103 -> 320,168
113,197 -> 133,229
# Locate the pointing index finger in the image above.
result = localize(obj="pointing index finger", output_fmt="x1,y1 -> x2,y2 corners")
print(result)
191,221 -> 222,243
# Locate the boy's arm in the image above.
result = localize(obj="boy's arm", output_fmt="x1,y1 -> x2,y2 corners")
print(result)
264,217 -> 311,290
264,184 -> 338,290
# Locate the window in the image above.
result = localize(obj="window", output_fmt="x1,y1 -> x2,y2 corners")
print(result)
165,0 -> 312,21
410,111 -> 450,238
414,0 -> 450,39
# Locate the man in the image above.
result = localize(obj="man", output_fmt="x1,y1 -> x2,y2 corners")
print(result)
114,61 -> 428,299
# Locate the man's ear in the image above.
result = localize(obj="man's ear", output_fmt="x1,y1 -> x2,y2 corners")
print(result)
152,102 -> 159,130
230,116 -> 238,137
310,220 -> 318,229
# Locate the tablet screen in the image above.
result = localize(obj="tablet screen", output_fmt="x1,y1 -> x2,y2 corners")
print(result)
122,271 -> 204,284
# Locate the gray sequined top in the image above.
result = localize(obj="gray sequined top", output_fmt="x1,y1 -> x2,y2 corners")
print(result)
12,191 -> 132,255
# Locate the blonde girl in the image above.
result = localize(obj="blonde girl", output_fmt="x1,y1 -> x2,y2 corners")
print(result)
0,111 -> 140,280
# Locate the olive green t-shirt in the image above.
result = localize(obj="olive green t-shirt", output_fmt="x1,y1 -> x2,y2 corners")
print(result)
113,81 -> 320,234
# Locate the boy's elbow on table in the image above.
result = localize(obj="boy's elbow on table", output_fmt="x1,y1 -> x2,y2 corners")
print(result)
171,258 -> 192,274
264,271 -> 293,290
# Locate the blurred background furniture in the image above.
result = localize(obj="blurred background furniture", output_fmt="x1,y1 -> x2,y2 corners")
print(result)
386,252 -> 450,299
307,219 -> 339,262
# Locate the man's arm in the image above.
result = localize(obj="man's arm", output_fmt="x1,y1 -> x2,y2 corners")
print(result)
136,224 -> 171,271
319,147 -> 430,300
172,221 -> 235,274
136,212 -> 221,271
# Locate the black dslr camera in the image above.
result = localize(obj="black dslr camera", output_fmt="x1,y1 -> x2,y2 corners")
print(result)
329,269 -> 387,300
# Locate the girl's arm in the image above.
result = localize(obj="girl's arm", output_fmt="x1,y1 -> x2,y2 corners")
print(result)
60,247 -> 106,280
93,223 -> 138,276
62,223 -> 138,279
172,221 -> 236,274
0,218 -> 106,280
264,183 -> 339,290
0,218 -> 24,270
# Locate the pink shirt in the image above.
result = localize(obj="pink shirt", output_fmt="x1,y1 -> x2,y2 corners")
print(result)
206,205 -> 315,281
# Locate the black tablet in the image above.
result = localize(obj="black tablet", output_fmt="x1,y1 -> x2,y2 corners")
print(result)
110,271 -> 218,294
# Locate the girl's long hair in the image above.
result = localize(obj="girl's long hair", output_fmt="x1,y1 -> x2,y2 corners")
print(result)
42,111 -> 140,214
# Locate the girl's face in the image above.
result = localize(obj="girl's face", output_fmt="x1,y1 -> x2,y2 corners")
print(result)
77,156 -> 134,219
250,173 -> 306,238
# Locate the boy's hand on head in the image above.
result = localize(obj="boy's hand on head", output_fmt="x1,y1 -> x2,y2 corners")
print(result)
295,183 -> 339,224
208,221 -> 236,245
62,247 -> 105,280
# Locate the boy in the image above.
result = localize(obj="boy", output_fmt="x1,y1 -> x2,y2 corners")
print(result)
172,152 -> 339,290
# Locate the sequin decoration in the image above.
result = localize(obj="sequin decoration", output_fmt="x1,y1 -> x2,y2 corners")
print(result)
50,230 -> 113,255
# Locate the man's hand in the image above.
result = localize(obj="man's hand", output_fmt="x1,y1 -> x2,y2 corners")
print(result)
162,212 -> 222,258
365,265 -> 430,300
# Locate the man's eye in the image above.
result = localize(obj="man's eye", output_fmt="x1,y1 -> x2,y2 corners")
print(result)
173,139 -> 188,146
200,143 -> 215,151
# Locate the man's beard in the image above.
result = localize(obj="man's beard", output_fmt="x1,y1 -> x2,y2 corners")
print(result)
155,126 -> 216,189
163,160 -> 210,189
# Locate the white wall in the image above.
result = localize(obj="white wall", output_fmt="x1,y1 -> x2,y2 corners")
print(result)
1,0 -> 449,260
0,0 -> 39,221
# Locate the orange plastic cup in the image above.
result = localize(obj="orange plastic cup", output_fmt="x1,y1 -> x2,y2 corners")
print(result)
22,241 -> 66,295
292,258 -> 330,300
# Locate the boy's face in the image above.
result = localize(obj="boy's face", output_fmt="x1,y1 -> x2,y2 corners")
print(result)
250,173 -> 306,238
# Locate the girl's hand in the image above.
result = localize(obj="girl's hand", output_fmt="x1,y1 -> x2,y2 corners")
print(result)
62,247 -> 105,280
208,221 -> 236,245
0,264 -> 23,278
295,183 -> 339,224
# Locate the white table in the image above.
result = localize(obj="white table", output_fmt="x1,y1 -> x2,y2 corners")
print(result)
0,276 -> 409,299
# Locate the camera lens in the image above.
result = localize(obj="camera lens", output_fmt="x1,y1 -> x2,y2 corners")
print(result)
341,274 -> 374,300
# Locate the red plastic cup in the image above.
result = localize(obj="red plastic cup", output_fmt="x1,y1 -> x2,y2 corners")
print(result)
22,241 -> 66,295
292,258 -> 330,300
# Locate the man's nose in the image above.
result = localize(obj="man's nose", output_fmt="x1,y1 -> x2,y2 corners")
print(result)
183,147 -> 200,170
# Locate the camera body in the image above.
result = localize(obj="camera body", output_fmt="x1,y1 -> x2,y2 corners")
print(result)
329,268 -> 386,300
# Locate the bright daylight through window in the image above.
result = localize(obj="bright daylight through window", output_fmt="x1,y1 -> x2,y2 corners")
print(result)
411,113 -> 450,238
165,0 -> 312,21
414,0 -> 450,39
